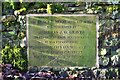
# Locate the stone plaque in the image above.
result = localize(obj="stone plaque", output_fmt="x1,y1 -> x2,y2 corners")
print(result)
27,14 -> 98,67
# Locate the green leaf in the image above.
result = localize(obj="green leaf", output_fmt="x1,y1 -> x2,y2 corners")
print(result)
19,0 -> 23,3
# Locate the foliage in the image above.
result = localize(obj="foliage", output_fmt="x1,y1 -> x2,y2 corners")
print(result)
1,1 -> 120,71
53,3 -> 66,13
2,45 -> 27,71
47,4 -> 53,14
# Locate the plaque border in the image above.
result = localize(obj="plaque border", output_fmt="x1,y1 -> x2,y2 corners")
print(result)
26,14 -> 99,67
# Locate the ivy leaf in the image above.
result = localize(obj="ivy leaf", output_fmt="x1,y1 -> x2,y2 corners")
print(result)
100,48 -> 107,56
19,0 -> 23,3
